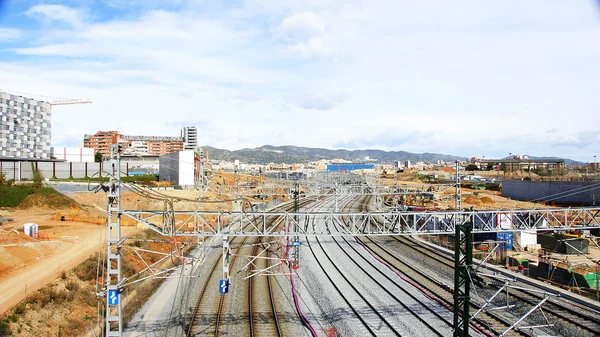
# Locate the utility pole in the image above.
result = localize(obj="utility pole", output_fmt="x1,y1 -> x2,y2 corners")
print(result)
292,182 -> 300,265
455,161 -> 461,210
509,152 -> 512,178
105,144 -> 123,336
594,155 -> 597,181
453,217 -> 473,337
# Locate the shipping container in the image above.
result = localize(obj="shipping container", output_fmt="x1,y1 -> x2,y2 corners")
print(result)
496,232 -> 513,251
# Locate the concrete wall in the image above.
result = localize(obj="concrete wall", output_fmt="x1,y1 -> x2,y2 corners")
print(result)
159,152 -> 179,185
502,180 -> 600,205
50,147 -> 95,162
0,161 -> 128,180
178,150 -> 195,187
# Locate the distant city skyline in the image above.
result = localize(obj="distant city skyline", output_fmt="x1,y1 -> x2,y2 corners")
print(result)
0,1 -> 599,161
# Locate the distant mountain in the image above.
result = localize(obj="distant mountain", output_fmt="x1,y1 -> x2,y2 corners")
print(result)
200,145 -> 466,165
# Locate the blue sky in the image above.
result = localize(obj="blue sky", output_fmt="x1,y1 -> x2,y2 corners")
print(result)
1,1 -> 599,161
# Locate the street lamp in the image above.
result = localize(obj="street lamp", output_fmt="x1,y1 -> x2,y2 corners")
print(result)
594,155 -> 597,181
509,153 -> 512,178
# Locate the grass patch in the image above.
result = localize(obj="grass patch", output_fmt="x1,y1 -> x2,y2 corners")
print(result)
0,185 -> 34,207
0,185 -> 79,209
18,187 -> 79,209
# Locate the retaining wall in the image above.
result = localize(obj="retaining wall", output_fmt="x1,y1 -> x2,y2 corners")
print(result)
502,180 -> 600,205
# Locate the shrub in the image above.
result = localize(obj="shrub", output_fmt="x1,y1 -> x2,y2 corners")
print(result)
0,318 -> 11,335
32,168 -> 44,189
13,302 -> 26,315
65,279 -> 79,292
74,256 -> 99,282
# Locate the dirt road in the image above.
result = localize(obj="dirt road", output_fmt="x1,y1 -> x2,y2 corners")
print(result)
0,215 -> 104,315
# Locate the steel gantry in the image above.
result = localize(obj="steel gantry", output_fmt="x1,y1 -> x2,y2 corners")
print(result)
120,206 -> 600,237
101,169 -> 600,337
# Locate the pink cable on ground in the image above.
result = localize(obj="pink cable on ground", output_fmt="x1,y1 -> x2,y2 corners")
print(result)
286,204 -> 319,337
355,237 -> 494,337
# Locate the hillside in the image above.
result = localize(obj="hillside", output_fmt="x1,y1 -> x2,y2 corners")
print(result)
201,145 -> 465,164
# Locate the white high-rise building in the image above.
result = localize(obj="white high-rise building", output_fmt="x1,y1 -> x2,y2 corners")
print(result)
0,91 -> 52,159
181,126 -> 198,150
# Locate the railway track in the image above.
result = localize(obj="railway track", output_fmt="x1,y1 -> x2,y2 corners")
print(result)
361,195 -> 600,336
186,199 -> 313,336
389,234 -> 600,337
302,195 -> 456,336
249,240 -> 283,337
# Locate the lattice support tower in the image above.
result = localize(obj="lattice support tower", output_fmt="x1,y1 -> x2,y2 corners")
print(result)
455,160 -> 461,210
292,182 -> 300,264
453,219 -> 472,337
105,144 -> 123,336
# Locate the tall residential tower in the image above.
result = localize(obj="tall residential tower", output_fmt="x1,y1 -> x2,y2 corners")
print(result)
181,126 -> 198,150
0,91 -> 52,159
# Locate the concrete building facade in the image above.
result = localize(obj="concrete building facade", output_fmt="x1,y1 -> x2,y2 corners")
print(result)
159,150 -> 201,188
181,126 -> 198,150
0,91 -> 52,159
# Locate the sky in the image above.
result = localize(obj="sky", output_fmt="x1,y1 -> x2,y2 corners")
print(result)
0,0 -> 599,161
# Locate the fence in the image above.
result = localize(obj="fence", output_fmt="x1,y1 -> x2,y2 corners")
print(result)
0,161 -> 129,181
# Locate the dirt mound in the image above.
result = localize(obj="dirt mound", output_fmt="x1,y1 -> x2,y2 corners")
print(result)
18,188 -> 80,210
464,195 -> 481,205
480,196 -> 495,204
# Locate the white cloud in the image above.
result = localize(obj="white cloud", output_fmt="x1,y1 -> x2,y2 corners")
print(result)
1,1 -> 599,161
0,28 -> 23,42
279,12 -> 326,41
26,4 -> 86,27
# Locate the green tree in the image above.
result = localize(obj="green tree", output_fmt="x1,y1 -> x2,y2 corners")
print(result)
465,164 -> 479,171
95,152 -> 103,162
32,169 -> 44,188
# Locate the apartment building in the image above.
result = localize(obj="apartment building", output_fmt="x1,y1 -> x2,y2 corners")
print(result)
0,91 -> 52,159
84,132 -> 185,157
83,131 -> 123,157
130,136 -> 184,155
181,126 -> 198,150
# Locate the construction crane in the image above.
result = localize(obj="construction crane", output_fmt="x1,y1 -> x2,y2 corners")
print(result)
0,89 -> 92,106
50,98 -> 92,106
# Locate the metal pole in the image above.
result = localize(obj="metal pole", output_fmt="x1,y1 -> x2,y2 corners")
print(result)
455,161 -> 461,210
509,153 -> 512,178
293,183 -> 299,264
105,144 -> 123,336
453,219 -> 472,337
594,155 -> 597,181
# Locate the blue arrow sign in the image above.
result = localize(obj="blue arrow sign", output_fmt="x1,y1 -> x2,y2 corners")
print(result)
108,290 -> 119,305
292,241 -> 301,246
219,279 -> 229,294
